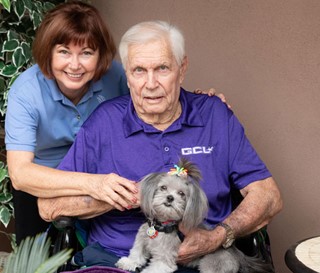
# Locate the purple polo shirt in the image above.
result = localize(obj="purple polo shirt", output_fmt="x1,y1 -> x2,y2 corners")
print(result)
58,88 -> 271,257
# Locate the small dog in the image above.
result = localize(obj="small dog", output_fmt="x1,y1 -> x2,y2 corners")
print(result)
116,158 -> 274,273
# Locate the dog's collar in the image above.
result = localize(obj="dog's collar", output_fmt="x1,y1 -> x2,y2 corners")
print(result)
147,219 -> 178,234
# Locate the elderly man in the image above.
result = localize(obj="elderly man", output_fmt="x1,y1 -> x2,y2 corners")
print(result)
38,21 -> 282,272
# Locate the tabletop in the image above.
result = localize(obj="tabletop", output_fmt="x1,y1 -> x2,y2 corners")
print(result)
285,236 -> 320,273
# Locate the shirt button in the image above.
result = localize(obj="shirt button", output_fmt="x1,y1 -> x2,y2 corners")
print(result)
77,115 -> 81,120
164,147 -> 170,152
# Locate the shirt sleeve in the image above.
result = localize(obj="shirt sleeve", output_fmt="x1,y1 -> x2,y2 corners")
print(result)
57,126 -> 88,172
228,112 -> 271,189
5,83 -> 38,152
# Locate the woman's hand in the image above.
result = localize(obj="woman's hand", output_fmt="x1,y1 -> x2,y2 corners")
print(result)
193,87 -> 231,108
85,173 -> 139,211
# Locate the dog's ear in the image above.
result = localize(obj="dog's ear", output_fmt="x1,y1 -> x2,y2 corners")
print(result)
182,180 -> 208,231
177,157 -> 207,230
140,173 -> 166,218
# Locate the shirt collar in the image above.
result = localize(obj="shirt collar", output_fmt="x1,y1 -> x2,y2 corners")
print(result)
49,78 -> 103,104
123,88 -> 204,137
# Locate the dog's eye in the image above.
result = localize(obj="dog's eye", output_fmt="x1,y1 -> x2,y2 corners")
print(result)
178,191 -> 185,197
160,185 -> 167,191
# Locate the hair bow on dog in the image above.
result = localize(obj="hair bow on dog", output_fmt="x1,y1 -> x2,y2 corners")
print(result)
168,164 -> 188,177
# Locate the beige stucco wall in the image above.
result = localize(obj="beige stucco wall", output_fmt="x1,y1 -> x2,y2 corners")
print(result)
92,1 -> 320,272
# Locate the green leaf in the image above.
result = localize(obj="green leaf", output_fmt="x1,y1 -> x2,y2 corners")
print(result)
33,1 -> 44,13
0,192 -> 13,203
14,0 -> 26,20
0,205 -> 11,227
8,73 -> 20,87
0,78 -> 5,95
0,64 -> 18,77
2,40 -> 19,52
4,233 -> 72,273
43,2 -> 55,12
32,11 -> 42,30
13,47 -> 26,68
22,0 -> 33,12
21,42 -> 32,62
0,27 -> 8,34
0,172 -> 8,184
35,249 -> 73,273
0,0 -> 11,12
7,30 -> 19,41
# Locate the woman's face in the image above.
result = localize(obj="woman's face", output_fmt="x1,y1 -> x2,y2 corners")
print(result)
51,42 -> 99,102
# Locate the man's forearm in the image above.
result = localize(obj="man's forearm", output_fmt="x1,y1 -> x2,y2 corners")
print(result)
38,195 -> 113,222
224,177 -> 283,238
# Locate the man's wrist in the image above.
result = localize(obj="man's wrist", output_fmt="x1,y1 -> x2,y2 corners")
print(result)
217,222 -> 235,249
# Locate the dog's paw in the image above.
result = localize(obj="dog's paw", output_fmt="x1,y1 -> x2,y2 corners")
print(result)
116,257 -> 141,271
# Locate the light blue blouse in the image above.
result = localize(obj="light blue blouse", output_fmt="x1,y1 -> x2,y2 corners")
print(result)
5,61 -> 129,168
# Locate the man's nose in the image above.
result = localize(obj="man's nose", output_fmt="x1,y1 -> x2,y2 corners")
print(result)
145,71 -> 158,89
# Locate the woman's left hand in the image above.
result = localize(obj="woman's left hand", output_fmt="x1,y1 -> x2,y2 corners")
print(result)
193,87 -> 231,108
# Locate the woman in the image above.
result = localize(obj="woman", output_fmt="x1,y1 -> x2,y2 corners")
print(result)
5,1 -> 138,243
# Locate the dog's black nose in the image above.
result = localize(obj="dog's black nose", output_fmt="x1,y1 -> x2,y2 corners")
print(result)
167,195 -> 174,203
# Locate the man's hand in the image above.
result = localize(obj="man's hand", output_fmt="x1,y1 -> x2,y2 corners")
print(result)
177,226 -> 224,264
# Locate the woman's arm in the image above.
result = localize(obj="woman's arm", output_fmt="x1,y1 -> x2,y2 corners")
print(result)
7,150 -> 138,211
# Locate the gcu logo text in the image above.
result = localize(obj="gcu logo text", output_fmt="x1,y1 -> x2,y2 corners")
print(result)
181,146 -> 214,155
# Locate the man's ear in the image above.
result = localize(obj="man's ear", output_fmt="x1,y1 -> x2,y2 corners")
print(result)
179,56 -> 188,84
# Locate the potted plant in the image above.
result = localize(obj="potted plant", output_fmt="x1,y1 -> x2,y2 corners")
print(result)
0,0 -> 65,251
3,232 -> 72,273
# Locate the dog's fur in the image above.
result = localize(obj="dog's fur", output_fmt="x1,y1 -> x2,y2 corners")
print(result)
116,158 -> 274,273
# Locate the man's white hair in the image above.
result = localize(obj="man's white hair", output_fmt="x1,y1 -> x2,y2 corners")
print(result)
119,20 -> 185,69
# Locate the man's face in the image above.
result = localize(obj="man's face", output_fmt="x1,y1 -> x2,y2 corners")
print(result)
125,39 -> 187,122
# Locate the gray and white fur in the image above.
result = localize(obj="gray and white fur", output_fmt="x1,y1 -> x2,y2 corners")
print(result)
116,158 -> 274,273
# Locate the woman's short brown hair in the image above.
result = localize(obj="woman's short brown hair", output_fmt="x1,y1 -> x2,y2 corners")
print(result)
32,0 -> 116,81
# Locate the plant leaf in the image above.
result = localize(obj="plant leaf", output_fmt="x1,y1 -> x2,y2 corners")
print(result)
13,47 -> 26,68
0,64 -> 18,77
0,0 -> 11,12
8,73 -> 20,87
22,0 -> 33,12
4,233 -> 72,273
2,40 -> 19,52
0,78 -> 5,95
14,0 -> 26,20
35,249 -> 73,273
0,165 -> 8,180
0,205 -> 11,227
43,2 -> 56,12
21,42 -> 32,62
32,10 -> 42,29
7,30 -> 19,41
0,192 -> 12,203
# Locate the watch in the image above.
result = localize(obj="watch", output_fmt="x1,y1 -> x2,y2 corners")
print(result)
217,222 -> 235,249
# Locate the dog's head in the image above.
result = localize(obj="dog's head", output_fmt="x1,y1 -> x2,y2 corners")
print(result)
140,158 -> 208,231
